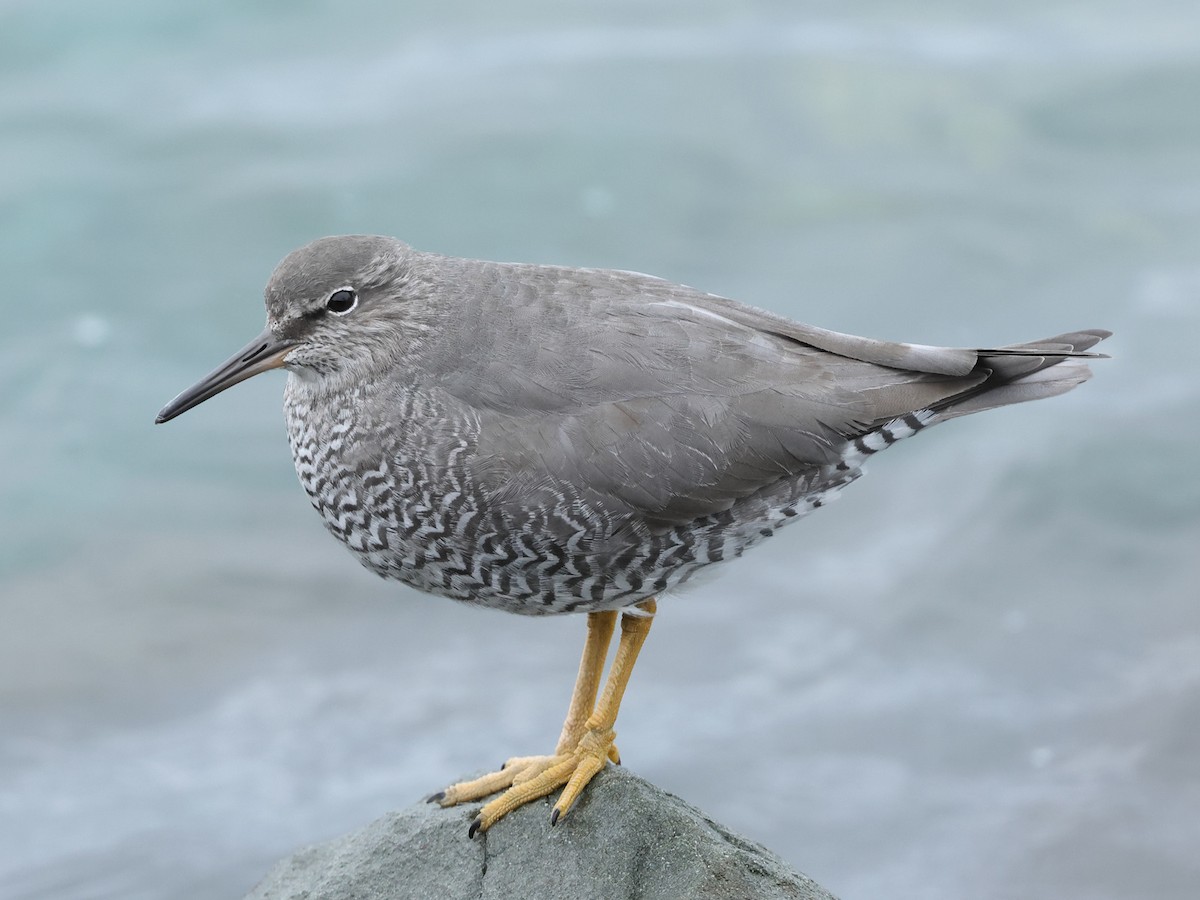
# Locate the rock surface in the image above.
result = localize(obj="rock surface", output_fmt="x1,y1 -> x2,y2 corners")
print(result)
244,766 -> 837,900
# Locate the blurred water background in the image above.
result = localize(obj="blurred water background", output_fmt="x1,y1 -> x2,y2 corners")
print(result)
2,1 -> 1198,898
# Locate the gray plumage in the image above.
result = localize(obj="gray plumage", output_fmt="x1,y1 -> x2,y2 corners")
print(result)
235,235 -> 1108,615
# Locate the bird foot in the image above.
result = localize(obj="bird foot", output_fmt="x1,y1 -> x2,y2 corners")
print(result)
432,727 -> 620,836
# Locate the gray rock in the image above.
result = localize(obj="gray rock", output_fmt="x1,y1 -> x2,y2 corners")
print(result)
244,766 -> 837,900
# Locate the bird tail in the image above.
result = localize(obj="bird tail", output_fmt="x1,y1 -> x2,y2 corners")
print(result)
835,329 -> 1110,470
927,328 -> 1111,423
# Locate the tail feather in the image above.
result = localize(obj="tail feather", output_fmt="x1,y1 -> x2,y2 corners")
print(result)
825,329 -> 1109,474
930,329 -> 1111,422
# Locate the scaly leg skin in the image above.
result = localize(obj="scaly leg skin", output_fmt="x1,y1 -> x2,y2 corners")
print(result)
430,609 -> 617,811
555,609 -> 620,755
431,599 -> 656,836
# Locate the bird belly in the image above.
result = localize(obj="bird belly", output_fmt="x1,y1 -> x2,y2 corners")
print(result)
294,453 -> 858,616
284,386 -> 863,615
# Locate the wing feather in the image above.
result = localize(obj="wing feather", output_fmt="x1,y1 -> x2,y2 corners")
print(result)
429,263 -> 1102,527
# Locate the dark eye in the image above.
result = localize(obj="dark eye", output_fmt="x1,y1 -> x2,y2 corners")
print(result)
326,288 -> 357,315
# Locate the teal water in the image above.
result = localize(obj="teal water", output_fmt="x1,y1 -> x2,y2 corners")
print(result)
2,2 -> 1198,898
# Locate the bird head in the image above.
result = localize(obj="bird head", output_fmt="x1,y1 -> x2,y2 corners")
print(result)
155,235 -> 421,423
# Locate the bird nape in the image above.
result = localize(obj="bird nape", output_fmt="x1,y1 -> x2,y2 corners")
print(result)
156,234 -> 1110,836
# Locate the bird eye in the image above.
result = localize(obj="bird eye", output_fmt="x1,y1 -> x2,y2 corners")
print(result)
326,288 -> 357,315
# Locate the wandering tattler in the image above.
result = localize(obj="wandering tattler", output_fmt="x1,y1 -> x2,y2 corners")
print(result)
156,235 -> 1109,836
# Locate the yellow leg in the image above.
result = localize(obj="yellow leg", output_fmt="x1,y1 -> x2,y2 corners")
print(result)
556,610 -> 618,754
549,598 -> 654,824
430,599 -> 656,836
431,609 -> 617,808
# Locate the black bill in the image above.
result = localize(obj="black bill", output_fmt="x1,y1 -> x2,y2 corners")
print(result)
155,329 -> 297,424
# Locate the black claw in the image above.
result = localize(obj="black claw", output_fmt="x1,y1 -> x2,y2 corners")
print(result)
499,761 -> 507,770
468,817 -> 483,839
550,808 -> 561,827
426,791 -> 445,804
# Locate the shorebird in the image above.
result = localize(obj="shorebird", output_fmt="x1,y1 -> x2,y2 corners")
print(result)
157,235 -> 1108,836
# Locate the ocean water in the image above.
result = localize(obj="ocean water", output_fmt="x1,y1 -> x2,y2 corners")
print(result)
2,2 -> 1198,898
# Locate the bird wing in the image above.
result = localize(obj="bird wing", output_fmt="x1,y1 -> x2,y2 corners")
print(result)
435,264 -> 993,528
